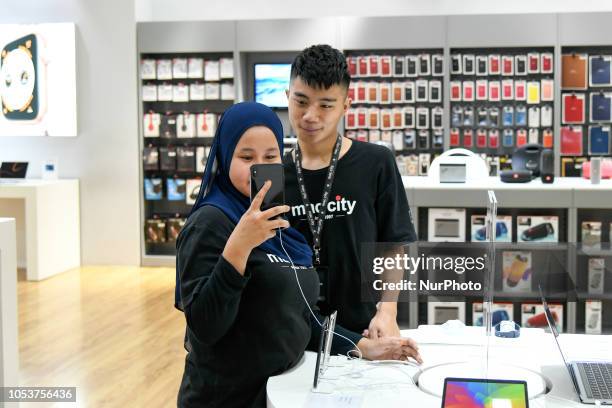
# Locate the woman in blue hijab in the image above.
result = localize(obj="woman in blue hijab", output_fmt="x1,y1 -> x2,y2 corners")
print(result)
175,102 -> 319,407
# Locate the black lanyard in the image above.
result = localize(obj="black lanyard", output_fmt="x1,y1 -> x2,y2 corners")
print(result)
295,134 -> 342,265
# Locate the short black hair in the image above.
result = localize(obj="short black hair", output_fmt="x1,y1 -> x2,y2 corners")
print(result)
291,44 -> 351,90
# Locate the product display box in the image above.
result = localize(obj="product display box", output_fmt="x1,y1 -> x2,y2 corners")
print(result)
166,178 -> 186,201
522,302 -> 564,332
185,178 -> 201,205
581,221 -> 602,249
588,258 -> 605,295
502,251 -> 532,292
166,218 -> 186,243
517,215 -> 559,242
585,300 -> 603,334
144,178 -> 163,200
427,301 -> 466,325
428,208 -> 466,242
470,215 -> 512,242
145,219 -> 167,244
472,302 -> 514,326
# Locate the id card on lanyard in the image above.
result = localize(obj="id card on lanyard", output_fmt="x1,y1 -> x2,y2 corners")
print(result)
295,134 -> 342,301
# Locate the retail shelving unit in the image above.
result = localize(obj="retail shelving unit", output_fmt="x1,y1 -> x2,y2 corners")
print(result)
402,176 -> 612,334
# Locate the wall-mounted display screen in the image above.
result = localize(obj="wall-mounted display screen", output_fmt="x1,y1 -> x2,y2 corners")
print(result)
254,63 -> 291,109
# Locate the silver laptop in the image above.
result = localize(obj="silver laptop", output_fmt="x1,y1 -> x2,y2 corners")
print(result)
540,289 -> 612,404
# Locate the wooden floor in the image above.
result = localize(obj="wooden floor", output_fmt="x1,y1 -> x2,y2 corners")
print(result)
17,266 -> 186,407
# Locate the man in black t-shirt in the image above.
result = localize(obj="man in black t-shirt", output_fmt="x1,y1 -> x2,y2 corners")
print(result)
284,45 -> 421,363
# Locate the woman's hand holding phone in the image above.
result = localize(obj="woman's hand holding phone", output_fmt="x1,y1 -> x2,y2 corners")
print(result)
223,180 -> 290,275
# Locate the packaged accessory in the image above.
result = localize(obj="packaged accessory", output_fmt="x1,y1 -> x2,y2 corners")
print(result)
167,178 -> 186,201
143,112 -> 161,137
188,58 -> 204,78
144,178 -> 163,200
176,147 -> 196,172
562,54 -> 588,89
172,58 -> 188,79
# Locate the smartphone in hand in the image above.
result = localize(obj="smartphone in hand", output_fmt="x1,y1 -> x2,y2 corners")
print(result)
250,163 -> 285,212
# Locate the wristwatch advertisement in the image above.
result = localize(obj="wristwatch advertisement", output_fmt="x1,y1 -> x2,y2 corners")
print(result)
0,23 -> 76,136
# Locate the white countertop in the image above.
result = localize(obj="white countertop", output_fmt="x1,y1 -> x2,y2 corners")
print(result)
402,176 -> 612,191
267,327 -> 612,408
0,178 -> 78,187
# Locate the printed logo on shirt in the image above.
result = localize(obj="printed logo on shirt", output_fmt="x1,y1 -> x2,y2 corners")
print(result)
290,195 -> 357,220
266,253 -> 310,269
267,253 -> 289,264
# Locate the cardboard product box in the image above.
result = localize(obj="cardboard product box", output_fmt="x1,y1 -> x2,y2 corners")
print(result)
471,215 -> 512,242
582,221 -> 602,249
522,303 -> 564,332
517,215 -> 559,243
472,302 -> 514,327
585,300 -> 602,334
502,251 -> 532,292
588,258 -> 605,295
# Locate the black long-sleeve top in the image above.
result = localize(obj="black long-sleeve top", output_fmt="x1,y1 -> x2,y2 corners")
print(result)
177,205 -> 324,407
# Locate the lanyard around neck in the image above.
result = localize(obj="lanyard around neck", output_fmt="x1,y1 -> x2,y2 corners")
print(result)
294,134 -> 342,265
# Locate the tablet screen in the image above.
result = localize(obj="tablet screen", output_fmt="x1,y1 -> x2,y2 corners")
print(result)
442,378 -> 528,408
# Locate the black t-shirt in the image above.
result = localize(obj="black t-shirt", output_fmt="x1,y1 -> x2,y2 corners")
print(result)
284,140 -> 417,333
176,205 -> 319,408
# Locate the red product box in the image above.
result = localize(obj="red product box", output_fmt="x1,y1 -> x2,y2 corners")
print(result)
489,130 -> 500,148
489,55 -> 501,74
541,53 -> 553,73
463,129 -> 474,147
562,93 -> 585,124
450,82 -> 461,101
477,129 -> 487,148
450,128 -> 460,146
543,129 -> 554,148
369,56 -> 380,76
489,81 -> 501,101
560,126 -> 583,155
380,56 -> 391,76
357,109 -> 367,128
358,56 -> 369,76
502,55 -> 514,75
517,129 -> 528,146
347,57 -> 357,76
528,53 -> 540,73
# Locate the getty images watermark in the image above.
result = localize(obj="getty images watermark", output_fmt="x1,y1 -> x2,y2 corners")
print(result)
358,242 -> 497,301
371,252 -> 486,292
360,242 -> 573,302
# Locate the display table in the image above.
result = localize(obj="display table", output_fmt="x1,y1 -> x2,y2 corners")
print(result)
402,176 -> 612,209
0,218 -> 18,401
267,327 -> 612,407
0,180 -> 80,280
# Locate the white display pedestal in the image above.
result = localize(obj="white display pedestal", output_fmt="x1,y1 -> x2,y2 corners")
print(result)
267,327 -> 611,407
0,180 -> 80,281
0,218 -> 19,408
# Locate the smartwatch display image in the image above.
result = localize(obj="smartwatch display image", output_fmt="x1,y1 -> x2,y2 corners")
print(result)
0,33 -> 46,122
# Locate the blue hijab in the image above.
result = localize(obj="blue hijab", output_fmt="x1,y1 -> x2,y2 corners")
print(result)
175,102 -> 313,310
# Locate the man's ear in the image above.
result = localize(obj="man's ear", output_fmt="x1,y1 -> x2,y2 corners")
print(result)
285,89 -> 290,99
343,94 -> 352,113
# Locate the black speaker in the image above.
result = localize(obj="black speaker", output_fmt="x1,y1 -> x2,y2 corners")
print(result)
520,222 -> 555,241
540,149 -> 554,183
512,143 -> 543,176
500,169 -> 533,183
